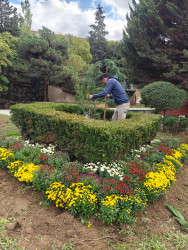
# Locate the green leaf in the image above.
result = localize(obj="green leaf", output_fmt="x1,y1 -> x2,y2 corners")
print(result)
174,217 -> 188,229
167,203 -> 188,230
166,203 -> 185,221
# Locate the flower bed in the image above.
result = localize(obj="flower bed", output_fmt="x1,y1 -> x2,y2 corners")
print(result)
0,136 -> 188,226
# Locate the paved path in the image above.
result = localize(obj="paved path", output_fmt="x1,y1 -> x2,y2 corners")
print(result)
0,109 -> 10,115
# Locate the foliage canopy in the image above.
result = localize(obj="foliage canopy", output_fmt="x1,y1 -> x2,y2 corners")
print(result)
0,0 -> 21,36
122,0 -> 188,90
66,35 -> 92,76
0,32 -> 18,91
141,81 -> 186,111
15,27 -> 78,100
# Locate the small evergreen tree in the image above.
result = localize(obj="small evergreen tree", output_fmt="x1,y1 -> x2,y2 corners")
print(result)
141,81 -> 186,128
104,59 -> 127,84
87,4 -> 108,63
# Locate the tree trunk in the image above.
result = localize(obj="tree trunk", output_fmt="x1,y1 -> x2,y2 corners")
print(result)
163,109 -> 166,131
44,75 -> 47,102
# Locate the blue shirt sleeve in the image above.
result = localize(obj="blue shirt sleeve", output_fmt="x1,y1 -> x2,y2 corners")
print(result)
92,81 -> 114,99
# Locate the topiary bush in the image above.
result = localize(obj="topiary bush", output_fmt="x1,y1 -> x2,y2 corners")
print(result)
141,81 -> 186,129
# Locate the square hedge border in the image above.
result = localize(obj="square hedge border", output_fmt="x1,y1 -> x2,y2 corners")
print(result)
10,102 -> 162,163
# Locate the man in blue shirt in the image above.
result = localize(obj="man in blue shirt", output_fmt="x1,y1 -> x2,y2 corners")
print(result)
89,73 -> 130,120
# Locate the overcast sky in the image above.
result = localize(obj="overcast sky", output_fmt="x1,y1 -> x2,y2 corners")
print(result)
10,0 -> 134,41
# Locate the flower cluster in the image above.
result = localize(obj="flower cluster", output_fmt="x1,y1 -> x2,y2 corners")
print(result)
46,182 -> 97,218
0,147 -> 14,168
7,160 -> 23,173
8,142 -> 23,151
156,144 -> 173,155
124,161 -> 150,183
177,144 -> 188,162
100,177 -> 132,197
7,160 -> 39,183
143,151 -> 179,202
99,191 -> 147,225
144,171 -> 170,191
83,162 -> 124,180
23,140 -> 56,155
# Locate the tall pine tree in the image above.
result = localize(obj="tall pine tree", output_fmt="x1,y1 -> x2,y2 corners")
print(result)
20,0 -> 32,34
0,0 -> 21,36
121,0 -> 188,90
88,4 -> 108,63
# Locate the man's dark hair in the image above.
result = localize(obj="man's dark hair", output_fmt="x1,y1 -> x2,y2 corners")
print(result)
99,73 -> 109,80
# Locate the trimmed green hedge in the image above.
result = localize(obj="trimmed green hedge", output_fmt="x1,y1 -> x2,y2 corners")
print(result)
54,103 -> 114,120
10,102 -> 161,163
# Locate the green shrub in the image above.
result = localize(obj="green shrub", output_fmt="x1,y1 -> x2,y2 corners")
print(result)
163,116 -> 188,132
141,81 -> 186,129
10,102 -> 161,163
179,117 -> 188,132
14,146 -> 42,163
164,116 -> 179,131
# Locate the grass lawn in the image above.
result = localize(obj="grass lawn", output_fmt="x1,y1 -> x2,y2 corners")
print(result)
0,115 -> 20,137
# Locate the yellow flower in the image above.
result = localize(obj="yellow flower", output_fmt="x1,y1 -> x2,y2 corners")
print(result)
88,221 -> 92,228
14,163 -> 39,182
144,171 -> 170,191
7,160 -> 23,173
46,182 -> 97,215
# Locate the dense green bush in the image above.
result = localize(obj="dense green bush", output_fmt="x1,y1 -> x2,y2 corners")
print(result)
164,116 -> 179,131
179,117 -> 188,132
141,81 -> 186,111
164,116 -> 188,132
10,102 -> 161,163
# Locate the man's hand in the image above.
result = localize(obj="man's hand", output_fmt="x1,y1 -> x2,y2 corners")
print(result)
105,94 -> 110,98
86,94 -> 93,99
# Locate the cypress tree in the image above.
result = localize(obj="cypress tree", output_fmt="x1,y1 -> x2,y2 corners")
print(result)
20,0 -> 32,34
88,4 -> 108,63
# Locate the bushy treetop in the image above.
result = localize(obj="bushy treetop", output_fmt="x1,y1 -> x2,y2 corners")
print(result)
0,0 -> 21,36
141,81 -> 186,111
